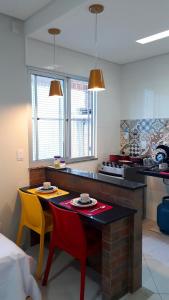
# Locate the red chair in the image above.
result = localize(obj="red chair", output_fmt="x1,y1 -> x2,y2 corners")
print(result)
42,203 -> 101,300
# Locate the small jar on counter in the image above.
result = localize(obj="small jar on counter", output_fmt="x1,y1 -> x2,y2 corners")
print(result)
53,156 -> 61,168
60,160 -> 66,168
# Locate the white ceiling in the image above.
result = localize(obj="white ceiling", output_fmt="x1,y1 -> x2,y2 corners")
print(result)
2,0 -> 169,64
0,0 -> 53,20
29,0 -> 169,64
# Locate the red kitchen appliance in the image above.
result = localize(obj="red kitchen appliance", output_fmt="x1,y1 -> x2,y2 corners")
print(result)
109,154 -> 131,162
109,154 -> 143,165
109,155 -> 122,163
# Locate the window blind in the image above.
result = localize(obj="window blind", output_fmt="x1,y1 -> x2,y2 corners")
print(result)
31,72 -> 95,161
32,75 -> 64,160
70,79 -> 92,158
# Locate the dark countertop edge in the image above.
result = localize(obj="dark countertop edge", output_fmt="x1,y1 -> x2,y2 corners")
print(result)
19,187 -> 136,225
46,167 -> 146,190
90,208 -> 136,225
52,196 -> 136,225
139,169 -> 169,179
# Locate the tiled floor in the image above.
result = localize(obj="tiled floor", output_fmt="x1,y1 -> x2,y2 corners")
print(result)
141,220 -> 169,300
27,220 -> 169,300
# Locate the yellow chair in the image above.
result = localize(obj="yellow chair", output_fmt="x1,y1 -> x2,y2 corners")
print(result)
16,190 -> 53,279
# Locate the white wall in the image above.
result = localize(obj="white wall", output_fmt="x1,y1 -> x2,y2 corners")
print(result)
121,54 -> 169,220
0,14 -> 29,239
1,12 -> 167,235
0,14 -> 121,239
121,54 -> 169,120
26,38 -> 121,171
2,9 -> 168,237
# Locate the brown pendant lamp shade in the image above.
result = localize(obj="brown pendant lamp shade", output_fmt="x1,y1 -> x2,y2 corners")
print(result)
48,28 -> 63,97
49,80 -> 63,97
88,4 -> 105,91
88,69 -> 105,91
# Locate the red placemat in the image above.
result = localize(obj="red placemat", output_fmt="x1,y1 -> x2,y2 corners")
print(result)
59,199 -> 113,216
160,172 -> 169,175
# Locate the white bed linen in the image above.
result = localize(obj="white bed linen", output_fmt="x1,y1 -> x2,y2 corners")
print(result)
0,233 -> 41,300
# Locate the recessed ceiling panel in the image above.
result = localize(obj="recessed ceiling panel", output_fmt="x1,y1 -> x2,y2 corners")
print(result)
30,0 -> 169,64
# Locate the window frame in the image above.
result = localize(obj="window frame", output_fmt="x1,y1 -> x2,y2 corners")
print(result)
28,67 -> 97,165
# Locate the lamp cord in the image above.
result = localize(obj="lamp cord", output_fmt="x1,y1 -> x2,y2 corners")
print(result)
53,34 -> 56,69
94,13 -> 98,68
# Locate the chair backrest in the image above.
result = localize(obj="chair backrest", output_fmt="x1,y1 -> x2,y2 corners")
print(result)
18,190 -> 45,229
49,203 -> 87,259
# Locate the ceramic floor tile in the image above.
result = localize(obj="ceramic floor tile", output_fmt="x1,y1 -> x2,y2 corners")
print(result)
160,294 -> 169,300
25,220 -> 169,300
28,247 -> 101,300
145,258 -> 169,294
142,260 -> 158,293
143,230 -> 169,266
146,294 -> 164,300
41,270 -> 101,300
120,289 -> 161,300
143,232 -> 169,254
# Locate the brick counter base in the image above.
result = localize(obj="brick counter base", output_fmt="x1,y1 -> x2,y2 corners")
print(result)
29,167 -> 46,186
102,217 -> 131,300
29,167 -> 142,299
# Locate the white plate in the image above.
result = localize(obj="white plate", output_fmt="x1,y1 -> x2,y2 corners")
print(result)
36,186 -> 58,194
70,198 -> 97,208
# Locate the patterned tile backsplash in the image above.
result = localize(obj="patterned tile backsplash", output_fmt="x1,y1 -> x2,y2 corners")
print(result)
120,118 -> 169,157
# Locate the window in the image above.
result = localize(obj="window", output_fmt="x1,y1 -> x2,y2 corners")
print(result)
31,71 -> 96,162
70,79 -> 94,158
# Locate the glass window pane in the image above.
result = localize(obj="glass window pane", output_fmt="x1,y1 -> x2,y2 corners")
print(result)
31,73 -> 95,161
32,119 -> 36,161
71,119 -> 91,157
70,79 -> 93,158
36,76 -> 64,119
38,120 -> 64,160
32,74 -> 64,160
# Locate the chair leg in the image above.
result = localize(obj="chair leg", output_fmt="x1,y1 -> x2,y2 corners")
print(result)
16,223 -> 24,246
42,245 -> 55,286
36,232 -> 45,279
80,259 -> 86,300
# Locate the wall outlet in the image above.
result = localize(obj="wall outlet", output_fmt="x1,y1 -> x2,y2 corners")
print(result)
16,148 -> 24,161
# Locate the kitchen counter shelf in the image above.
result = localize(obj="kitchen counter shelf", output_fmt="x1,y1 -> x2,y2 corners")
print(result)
29,165 -> 146,299
139,167 -> 169,179
47,167 -> 146,190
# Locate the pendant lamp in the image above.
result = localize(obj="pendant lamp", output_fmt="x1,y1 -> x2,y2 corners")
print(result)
48,28 -> 63,97
88,4 -> 105,91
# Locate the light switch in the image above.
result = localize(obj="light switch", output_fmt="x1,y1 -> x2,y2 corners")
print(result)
16,148 -> 24,161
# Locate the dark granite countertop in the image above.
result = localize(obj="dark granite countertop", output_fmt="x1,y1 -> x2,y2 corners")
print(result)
47,166 -> 146,190
21,187 -> 136,225
139,167 -> 169,179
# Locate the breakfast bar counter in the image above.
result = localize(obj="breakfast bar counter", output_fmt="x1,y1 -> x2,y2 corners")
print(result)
139,166 -> 169,179
29,166 -> 146,300
48,166 -> 146,190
